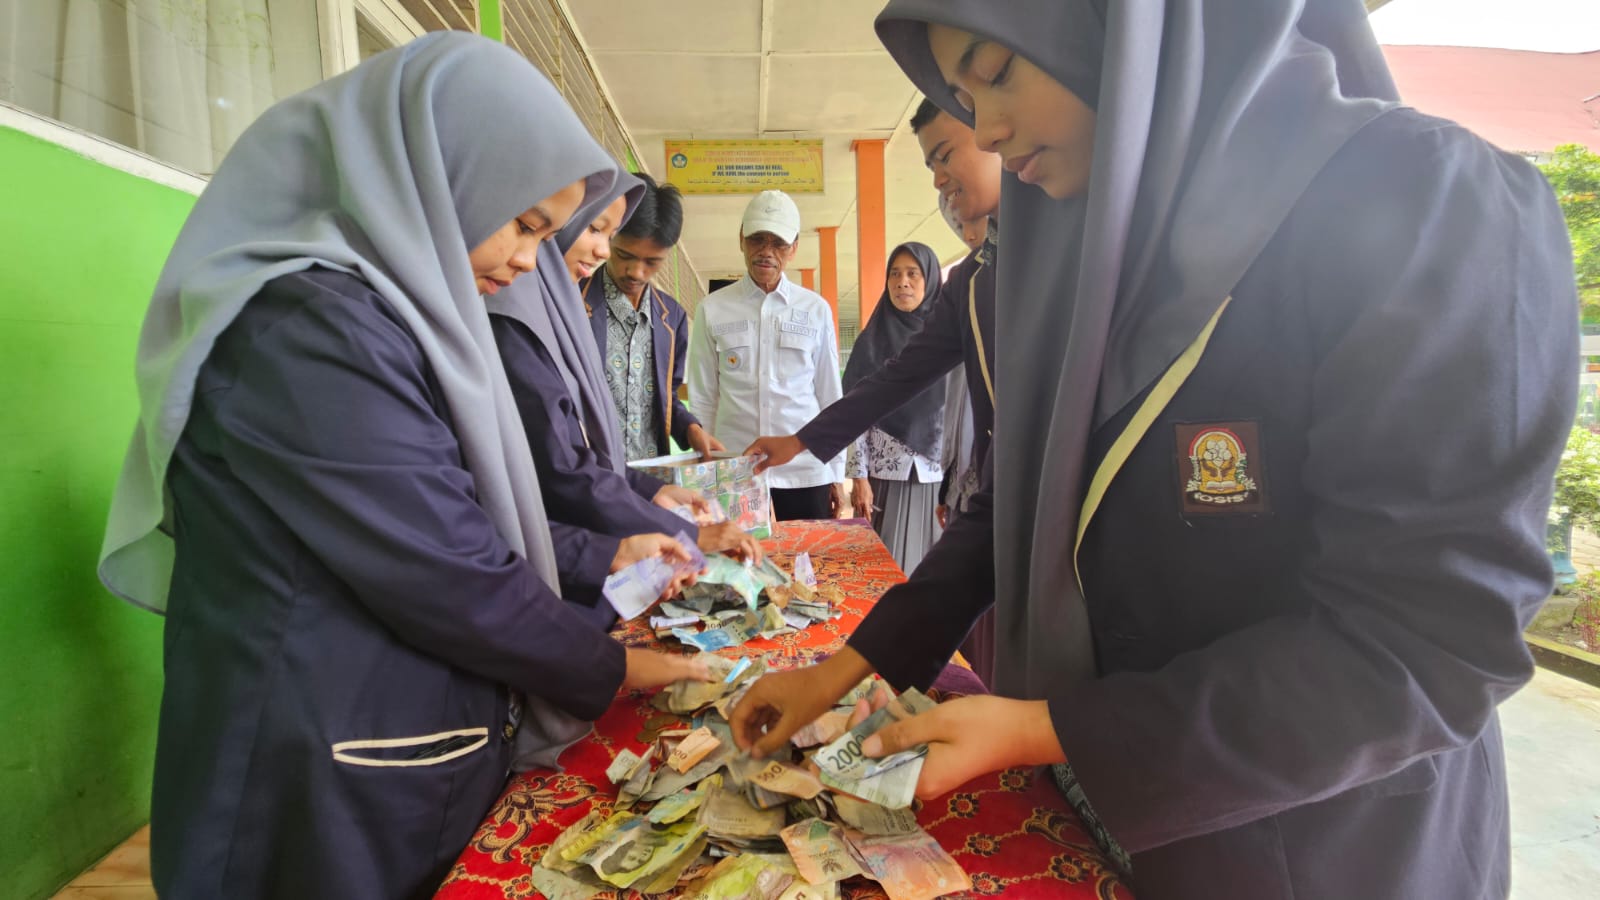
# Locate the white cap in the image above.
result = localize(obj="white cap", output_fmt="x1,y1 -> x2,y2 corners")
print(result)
740,190 -> 801,244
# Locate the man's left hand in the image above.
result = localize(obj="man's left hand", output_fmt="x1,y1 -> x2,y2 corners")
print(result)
829,482 -> 850,518
686,424 -> 726,460
654,484 -> 715,519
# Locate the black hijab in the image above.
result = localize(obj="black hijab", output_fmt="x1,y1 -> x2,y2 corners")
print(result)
876,0 -> 1400,695
843,242 -> 947,460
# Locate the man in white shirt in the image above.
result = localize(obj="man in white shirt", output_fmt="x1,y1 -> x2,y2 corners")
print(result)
687,190 -> 846,520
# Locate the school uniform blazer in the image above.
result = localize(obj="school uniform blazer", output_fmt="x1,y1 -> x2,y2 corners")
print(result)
154,269 -> 627,899
491,312 -> 699,541
798,249 -> 994,470
583,275 -> 700,452
848,111 -> 1577,899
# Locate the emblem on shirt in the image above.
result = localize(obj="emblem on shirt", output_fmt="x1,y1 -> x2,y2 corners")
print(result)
790,309 -> 810,325
1174,421 -> 1268,515
724,350 -> 746,372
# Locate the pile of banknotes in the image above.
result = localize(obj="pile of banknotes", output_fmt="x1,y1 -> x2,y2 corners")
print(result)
650,552 -> 843,653
531,659 -> 971,900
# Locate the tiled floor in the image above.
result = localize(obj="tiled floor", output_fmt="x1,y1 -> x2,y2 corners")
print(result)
50,825 -> 154,900
1503,669 -> 1600,898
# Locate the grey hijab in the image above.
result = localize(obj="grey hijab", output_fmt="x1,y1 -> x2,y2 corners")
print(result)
97,32 -> 622,765
494,176 -> 643,769
877,0 -> 1399,695
487,171 -> 644,474
100,30 -> 618,612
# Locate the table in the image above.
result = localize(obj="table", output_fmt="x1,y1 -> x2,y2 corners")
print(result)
436,521 -> 1133,899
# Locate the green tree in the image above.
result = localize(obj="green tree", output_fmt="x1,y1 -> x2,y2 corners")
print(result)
1539,144 -> 1600,320
1552,425 -> 1600,533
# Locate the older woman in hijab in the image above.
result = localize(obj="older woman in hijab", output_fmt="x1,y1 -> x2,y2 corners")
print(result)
734,2 -> 1577,897
842,242 -> 947,572
97,34 -> 710,898
488,176 -> 762,563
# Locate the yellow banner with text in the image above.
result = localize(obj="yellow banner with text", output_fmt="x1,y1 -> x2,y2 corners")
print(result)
664,140 -> 825,195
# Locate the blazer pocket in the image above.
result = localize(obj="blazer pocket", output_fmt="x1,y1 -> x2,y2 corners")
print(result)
331,727 -> 488,768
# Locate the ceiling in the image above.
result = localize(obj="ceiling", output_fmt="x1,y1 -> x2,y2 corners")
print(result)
562,0 -> 966,330
561,0 -> 1399,328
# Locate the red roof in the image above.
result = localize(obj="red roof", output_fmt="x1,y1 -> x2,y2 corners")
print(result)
1381,45 -> 1600,153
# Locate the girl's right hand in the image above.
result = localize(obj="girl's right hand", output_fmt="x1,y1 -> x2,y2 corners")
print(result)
743,435 -> 806,474
611,533 -> 693,573
696,521 -> 763,562
622,648 -> 713,691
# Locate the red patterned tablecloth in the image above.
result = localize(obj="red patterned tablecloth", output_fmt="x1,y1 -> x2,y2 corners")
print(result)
437,521 -> 1133,899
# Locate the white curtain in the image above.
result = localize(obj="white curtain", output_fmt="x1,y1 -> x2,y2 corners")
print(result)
0,0 -> 322,174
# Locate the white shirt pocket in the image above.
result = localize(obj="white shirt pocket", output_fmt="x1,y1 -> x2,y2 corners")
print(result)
775,323 -> 816,385
715,331 -> 753,374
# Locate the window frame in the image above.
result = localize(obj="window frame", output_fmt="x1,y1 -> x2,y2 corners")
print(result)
0,102 -> 209,195
322,0 -> 429,74
357,0 -> 428,43
0,0 -> 430,194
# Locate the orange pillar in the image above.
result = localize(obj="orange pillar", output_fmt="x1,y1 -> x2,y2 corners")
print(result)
817,226 -> 840,343
853,138 -> 888,327
800,268 -> 816,291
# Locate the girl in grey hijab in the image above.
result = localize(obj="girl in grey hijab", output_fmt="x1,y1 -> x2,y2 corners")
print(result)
491,174 -> 645,474
487,173 -> 762,562
735,2 -> 1577,896
102,33 -> 705,898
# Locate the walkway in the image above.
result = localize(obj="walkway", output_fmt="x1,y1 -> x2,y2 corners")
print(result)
1504,668 -> 1600,897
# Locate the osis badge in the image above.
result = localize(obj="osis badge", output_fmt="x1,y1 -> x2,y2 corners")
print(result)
1174,421 -> 1268,515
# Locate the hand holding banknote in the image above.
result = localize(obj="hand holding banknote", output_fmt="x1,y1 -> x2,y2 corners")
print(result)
730,646 -> 875,758
697,521 -> 765,563
609,533 -> 701,607
623,649 -> 715,692
653,484 -> 716,518
612,534 -> 695,574
742,434 -> 805,474
857,695 -> 1066,802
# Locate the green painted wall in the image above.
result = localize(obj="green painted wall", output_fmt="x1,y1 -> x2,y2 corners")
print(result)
0,126 -> 192,899
479,0 -> 503,41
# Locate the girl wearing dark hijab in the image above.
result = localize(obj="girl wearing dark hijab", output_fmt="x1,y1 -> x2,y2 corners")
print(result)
842,241 -> 948,572
734,2 -> 1578,897
488,174 -> 763,565
98,34 -> 708,898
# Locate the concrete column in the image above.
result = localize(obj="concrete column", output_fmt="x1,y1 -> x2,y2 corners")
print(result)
852,138 -> 888,327
817,226 -> 840,344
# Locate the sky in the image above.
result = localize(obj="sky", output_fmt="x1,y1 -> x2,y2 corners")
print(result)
1369,0 -> 1600,53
